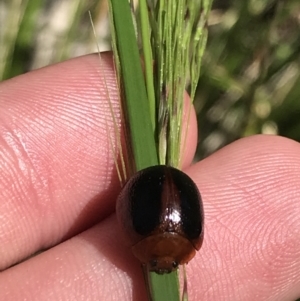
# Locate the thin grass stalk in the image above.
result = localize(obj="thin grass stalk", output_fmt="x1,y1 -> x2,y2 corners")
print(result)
109,0 -> 181,300
109,0 -> 212,300
138,0 -> 156,130
149,0 -> 212,167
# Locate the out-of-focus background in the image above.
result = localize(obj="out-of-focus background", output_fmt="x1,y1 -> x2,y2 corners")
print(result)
1,0 -> 300,160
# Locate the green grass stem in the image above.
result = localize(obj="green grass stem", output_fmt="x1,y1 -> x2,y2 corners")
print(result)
109,0 -> 212,300
109,0 -> 158,171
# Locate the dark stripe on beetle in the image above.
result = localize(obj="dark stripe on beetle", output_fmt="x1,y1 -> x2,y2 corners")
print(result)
129,166 -> 165,235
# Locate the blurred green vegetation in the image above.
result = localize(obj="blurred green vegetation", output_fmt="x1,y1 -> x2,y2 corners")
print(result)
1,0 -> 299,160
195,0 -> 300,159
0,0 -> 108,79
0,0 -> 299,300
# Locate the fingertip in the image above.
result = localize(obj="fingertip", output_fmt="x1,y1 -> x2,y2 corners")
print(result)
185,135 -> 300,300
0,53 -> 122,269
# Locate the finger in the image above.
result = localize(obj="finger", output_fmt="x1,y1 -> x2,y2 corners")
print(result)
0,216 -> 144,301
2,135 -> 299,301
187,135 -> 300,300
0,53 -> 119,270
0,53 -> 198,269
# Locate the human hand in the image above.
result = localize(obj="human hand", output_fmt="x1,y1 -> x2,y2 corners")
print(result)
0,54 -> 299,301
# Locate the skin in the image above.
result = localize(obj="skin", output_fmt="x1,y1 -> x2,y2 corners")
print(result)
0,53 -> 300,301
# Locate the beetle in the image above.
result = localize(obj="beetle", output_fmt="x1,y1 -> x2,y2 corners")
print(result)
116,165 -> 204,274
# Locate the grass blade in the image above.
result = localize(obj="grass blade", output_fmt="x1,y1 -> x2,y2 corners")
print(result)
109,1 -> 212,300
109,0 -> 158,171
109,0 -> 181,300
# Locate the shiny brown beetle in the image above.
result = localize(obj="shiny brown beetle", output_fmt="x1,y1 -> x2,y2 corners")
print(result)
116,165 -> 204,274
